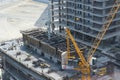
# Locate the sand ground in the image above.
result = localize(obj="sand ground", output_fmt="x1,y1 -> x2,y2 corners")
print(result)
0,0 -> 48,42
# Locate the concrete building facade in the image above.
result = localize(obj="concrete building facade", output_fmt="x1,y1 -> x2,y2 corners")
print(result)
51,0 -> 120,50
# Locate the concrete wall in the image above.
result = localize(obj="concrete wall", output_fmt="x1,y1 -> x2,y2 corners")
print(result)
22,34 -> 62,63
27,44 -> 62,63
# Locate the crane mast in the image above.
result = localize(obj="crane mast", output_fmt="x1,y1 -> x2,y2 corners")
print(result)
87,0 -> 120,63
66,28 -> 90,80
65,0 -> 120,80
66,28 -> 88,66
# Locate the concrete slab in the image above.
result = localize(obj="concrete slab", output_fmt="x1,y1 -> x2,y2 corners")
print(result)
0,40 -> 76,80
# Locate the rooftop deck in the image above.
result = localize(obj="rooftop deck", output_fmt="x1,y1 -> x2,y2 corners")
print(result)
0,39 -> 77,80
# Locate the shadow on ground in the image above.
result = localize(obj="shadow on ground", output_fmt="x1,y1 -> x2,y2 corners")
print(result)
34,6 -> 48,28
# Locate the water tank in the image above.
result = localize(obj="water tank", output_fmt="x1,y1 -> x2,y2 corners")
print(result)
61,52 -> 68,69
61,52 -> 74,69
90,57 -> 97,65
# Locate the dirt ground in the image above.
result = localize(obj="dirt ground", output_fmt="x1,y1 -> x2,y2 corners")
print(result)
0,0 -> 48,42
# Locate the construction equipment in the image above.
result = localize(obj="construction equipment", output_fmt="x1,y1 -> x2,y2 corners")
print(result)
65,0 -> 120,80
66,28 -> 91,80
87,0 -> 120,63
97,67 -> 107,76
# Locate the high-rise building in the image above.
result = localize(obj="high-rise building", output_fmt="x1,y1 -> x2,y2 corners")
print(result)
51,0 -> 120,50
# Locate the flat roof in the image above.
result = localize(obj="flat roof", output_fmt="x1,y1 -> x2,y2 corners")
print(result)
0,39 -> 77,79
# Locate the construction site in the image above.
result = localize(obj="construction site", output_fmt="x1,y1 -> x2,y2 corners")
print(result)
0,0 -> 120,80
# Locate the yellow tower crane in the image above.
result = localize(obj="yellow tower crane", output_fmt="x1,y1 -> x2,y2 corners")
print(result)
65,0 -> 120,80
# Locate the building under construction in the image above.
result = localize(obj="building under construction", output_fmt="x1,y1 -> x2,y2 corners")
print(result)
50,0 -> 120,66
0,0 -> 120,80
0,28 -> 116,80
51,0 -> 120,49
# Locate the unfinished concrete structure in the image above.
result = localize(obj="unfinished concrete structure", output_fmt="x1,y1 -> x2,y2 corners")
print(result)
0,28 -> 116,80
21,28 -> 65,63
49,0 -> 120,70
0,0 -> 120,80
21,28 -> 86,63
0,34 -> 76,80
51,0 -> 120,50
